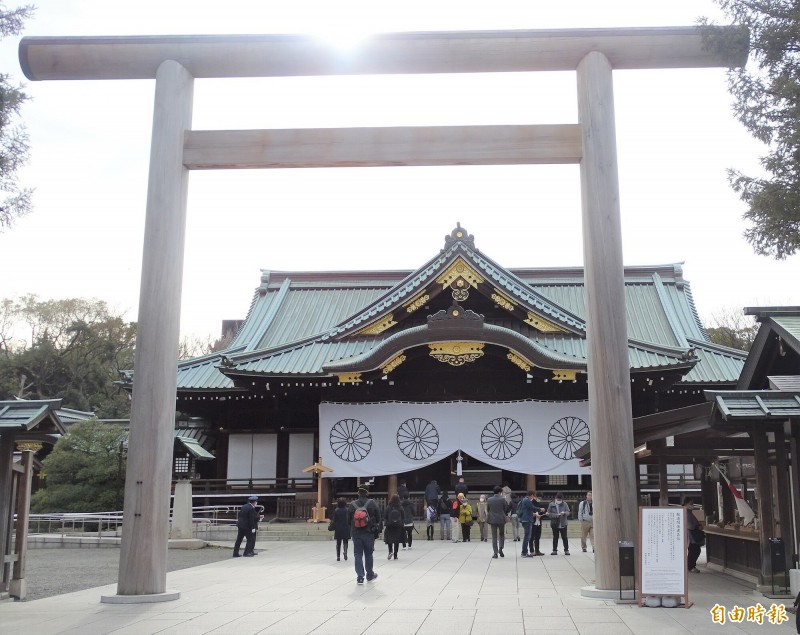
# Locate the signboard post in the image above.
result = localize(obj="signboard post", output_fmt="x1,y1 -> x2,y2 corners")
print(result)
639,506 -> 691,608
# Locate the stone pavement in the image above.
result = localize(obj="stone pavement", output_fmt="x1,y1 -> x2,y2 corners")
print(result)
1,538 -> 795,634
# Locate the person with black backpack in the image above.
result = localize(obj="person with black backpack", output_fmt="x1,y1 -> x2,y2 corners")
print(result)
438,491 -> 452,540
383,494 -> 405,560
348,486 -> 381,584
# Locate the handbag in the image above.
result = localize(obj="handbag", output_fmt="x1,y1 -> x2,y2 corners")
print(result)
327,520 -> 335,531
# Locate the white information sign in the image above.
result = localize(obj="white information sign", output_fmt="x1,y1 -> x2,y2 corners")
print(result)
639,507 -> 687,598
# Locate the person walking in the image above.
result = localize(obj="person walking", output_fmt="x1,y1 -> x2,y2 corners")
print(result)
578,491 -> 594,553
332,498 -> 350,561
684,497 -> 703,573
475,494 -> 489,542
487,485 -> 510,558
383,494 -> 405,560
425,479 -> 441,508
438,491 -> 452,540
233,495 -> 263,558
517,491 -> 535,557
530,494 -> 547,556
458,493 -> 473,542
401,494 -> 415,550
548,492 -> 570,555
348,486 -> 381,584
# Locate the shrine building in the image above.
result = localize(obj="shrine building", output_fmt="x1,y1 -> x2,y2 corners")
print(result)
164,224 -> 747,507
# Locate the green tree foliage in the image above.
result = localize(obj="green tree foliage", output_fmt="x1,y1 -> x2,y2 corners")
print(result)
704,308 -> 758,351
702,2 -> 800,258
0,295 -> 136,417
31,419 -> 127,513
0,3 -> 34,231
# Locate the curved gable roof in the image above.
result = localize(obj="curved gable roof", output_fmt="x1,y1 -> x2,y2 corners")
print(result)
172,225 -> 742,389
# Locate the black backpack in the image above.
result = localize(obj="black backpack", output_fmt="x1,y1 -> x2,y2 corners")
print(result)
387,506 -> 403,528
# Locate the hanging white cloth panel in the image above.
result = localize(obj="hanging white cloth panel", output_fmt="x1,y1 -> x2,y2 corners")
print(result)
227,433 -> 277,481
319,400 -> 590,477
287,433 -> 315,480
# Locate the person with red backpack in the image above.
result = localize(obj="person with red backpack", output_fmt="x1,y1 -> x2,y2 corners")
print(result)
348,486 -> 381,584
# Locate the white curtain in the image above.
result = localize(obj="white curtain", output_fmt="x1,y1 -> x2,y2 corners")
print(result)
287,433 -> 315,480
319,400 -> 590,477
227,433 -> 277,480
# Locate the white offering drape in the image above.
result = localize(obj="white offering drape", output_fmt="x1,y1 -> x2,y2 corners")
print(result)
319,400 -> 591,477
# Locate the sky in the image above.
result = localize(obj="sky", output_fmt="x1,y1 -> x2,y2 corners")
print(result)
0,0 -> 797,343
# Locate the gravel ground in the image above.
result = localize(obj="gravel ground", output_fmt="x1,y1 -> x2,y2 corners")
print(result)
18,545 -> 232,601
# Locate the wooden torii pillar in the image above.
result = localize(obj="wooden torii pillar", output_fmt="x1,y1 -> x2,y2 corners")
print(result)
303,457 -> 332,523
18,26 -> 748,599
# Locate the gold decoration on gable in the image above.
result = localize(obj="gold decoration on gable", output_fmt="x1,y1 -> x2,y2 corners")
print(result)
337,373 -> 362,384
524,312 -> 567,333
491,289 -> 517,313
354,314 -> 397,336
404,293 -> 429,314
451,288 -> 469,302
435,258 -> 484,290
16,441 -> 43,452
429,342 -> 484,366
552,370 -> 577,381
506,351 -> 532,372
382,353 -> 407,375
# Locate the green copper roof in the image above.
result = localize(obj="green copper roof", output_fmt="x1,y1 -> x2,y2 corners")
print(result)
174,227 -> 746,390
0,399 -> 67,434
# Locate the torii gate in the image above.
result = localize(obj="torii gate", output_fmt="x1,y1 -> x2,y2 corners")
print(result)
19,27 -> 748,601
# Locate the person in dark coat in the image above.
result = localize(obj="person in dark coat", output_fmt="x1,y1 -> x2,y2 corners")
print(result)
684,497 -> 702,573
332,498 -> 351,561
793,590 -> 800,633
454,477 -> 469,498
424,479 -> 441,507
348,486 -> 381,584
529,494 -> 547,556
396,480 -> 409,500
548,492 -> 571,555
383,494 -> 404,559
517,491 -> 535,557
438,491 -> 452,540
487,485 -> 510,558
233,495 -> 263,557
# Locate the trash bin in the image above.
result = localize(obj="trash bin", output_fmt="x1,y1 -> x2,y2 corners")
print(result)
770,538 -> 785,573
619,540 -> 635,576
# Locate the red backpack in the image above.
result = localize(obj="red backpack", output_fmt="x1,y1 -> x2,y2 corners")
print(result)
353,501 -> 371,529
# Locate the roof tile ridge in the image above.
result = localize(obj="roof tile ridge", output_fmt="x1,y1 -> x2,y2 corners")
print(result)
686,337 -> 749,359
625,336 -> 697,360
461,245 -> 586,331
649,271 -> 689,348
228,332 -> 327,364
323,247 -> 459,339
243,277 -> 293,353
